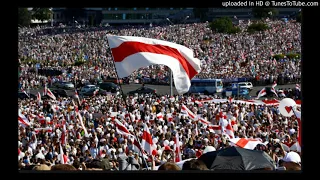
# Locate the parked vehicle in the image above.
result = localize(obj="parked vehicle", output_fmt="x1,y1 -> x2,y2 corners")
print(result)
80,85 -> 98,94
104,77 -> 123,84
51,89 -> 68,98
237,82 -> 253,91
127,86 -> 157,95
187,79 -> 223,95
222,86 -> 249,97
54,81 -> 75,90
98,82 -> 119,93
81,88 -> 108,97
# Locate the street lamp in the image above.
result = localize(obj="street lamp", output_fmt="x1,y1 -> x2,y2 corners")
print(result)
166,17 -> 174,96
49,8 -> 53,27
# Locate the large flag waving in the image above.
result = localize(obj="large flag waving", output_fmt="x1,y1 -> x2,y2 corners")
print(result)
107,35 -> 201,94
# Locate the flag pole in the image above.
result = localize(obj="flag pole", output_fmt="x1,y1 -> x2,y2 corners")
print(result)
107,37 -> 149,169
133,132 -> 149,170
170,70 -> 173,96
106,40 -> 128,107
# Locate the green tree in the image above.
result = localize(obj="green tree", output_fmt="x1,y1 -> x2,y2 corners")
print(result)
209,17 -> 233,33
18,8 -> 32,27
247,22 -> 269,33
193,8 -> 209,21
31,8 -> 52,21
252,8 -> 278,19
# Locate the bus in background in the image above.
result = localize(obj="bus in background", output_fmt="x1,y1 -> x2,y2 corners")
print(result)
187,79 -> 223,95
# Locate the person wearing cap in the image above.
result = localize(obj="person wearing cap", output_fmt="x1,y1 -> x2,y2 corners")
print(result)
281,151 -> 301,170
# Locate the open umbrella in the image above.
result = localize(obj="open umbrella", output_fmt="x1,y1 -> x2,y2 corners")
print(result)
198,146 -> 276,170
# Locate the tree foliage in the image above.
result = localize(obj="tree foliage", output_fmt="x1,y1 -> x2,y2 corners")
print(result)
273,53 -> 300,60
247,23 -> 269,33
193,8 -> 209,21
252,8 -> 278,19
18,8 -> 32,27
31,8 -> 52,21
209,17 -> 240,34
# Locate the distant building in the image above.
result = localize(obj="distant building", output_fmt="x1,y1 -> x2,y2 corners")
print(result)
52,8 -> 103,26
101,8 -> 193,25
207,8 -> 300,20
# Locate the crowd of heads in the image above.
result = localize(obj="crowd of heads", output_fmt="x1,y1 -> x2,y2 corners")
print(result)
18,19 -> 301,171
18,91 -> 301,171
19,19 -> 301,88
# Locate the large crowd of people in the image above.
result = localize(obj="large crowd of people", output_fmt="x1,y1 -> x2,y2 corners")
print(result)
18,19 -> 301,89
18,18 -> 302,171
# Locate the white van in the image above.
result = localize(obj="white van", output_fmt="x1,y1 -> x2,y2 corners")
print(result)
237,82 -> 253,91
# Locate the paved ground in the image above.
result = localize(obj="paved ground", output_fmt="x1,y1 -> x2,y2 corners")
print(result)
28,83 -> 296,98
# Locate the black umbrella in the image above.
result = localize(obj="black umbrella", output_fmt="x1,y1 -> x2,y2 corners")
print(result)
198,146 -> 276,170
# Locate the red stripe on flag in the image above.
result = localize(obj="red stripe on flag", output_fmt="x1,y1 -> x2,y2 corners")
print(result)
236,138 -> 249,148
133,139 -> 143,153
142,130 -> 153,145
116,124 -> 130,134
18,116 -> 29,126
111,42 -> 198,79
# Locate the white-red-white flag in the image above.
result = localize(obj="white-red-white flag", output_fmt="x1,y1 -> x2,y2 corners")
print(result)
156,112 -> 163,121
131,138 -> 144,155
296,84 -> 301,91
72,100 -> 88,136
37,92 -> 41,106
107,35 -> 201,94
156,32 -> 163,39
141,124 -> 154,155
229,138 -> 265,150
181,104 -> 197,120
208,125 -> 222,134
21,88 -> 29,98
194,123 -> 199,136
18,112 -> 31,127
74,89 -> 80,104
34,127 -> 53,134
174,133 -> 182,162
271,87 -> 278,97
257,88 -> 267,99
93,89 -> 99,96
59,143 -> 67,164
225,120 -> 234,139
60,123 -> 67,145
198,117 -> 212,126
44,85 -> 56,100
115,119 -> 134,137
